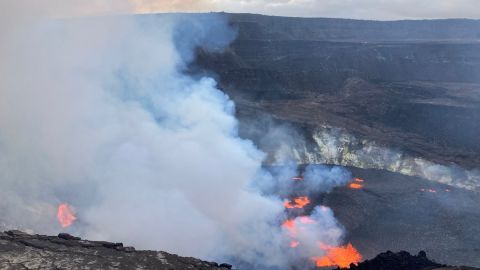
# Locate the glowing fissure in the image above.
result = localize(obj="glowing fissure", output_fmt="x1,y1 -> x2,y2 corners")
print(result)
348,177 -> 365,189
349,183 -> 363,189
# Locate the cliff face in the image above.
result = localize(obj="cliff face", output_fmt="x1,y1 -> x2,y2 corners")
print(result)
230,14 -> 480,42
194,14 -> 480,170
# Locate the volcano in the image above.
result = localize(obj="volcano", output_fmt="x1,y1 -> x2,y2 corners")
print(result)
1,11 -> 479,270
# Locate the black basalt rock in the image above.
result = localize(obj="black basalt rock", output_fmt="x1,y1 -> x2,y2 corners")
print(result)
58,233 -> 81,241
219,263 -> 233,269
343,250 -> 445,270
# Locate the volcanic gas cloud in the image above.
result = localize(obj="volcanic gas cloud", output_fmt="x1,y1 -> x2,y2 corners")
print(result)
0,1 -> 363,269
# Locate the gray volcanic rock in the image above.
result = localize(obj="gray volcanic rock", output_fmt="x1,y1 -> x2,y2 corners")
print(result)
0,231 -> 232,270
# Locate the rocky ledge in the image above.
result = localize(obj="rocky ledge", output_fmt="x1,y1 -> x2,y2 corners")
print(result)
340,250 -> 479,270
1,231 -> 478,270
0,230 -> 232,270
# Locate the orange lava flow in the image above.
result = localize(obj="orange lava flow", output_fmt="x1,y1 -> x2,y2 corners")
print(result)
284,196 -> 311,209
353,178 -> 364,182
349,183 -> 363,189
57,203 -> 77,228
312,243 -> 362,268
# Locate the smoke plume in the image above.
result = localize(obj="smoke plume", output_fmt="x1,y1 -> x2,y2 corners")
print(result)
0,2 -> 353,269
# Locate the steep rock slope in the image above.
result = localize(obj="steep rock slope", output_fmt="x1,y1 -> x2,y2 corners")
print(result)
194,14 -> 480,169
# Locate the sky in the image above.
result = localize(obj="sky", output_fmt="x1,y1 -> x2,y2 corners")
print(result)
129,0 -> 480,20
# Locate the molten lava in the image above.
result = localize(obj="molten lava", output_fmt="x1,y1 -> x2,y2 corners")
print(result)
57,203 -> 76,228
312,243 -> 362,268
290,241 -> 300,248
349,177 -> 365,189
282,219 -> 296,230
281,175 -> 363,266
349,183 -> 363,189
284,196 -> 311,209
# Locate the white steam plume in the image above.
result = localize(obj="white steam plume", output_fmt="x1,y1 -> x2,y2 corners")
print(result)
256,163 -> 352,199
294,126 -> 480,190
0,2 -> 352,269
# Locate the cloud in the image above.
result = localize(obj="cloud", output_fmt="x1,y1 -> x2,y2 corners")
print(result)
131,0 -> 480,20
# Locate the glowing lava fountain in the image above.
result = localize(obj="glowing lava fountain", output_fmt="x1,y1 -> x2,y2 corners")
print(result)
312,243 -> 362,268
281,175 -> 363,268
57,203 -> 77,228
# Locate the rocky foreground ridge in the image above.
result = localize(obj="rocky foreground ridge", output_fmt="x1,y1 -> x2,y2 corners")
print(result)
0,230 -> 232,270
1,230 -> 479,270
